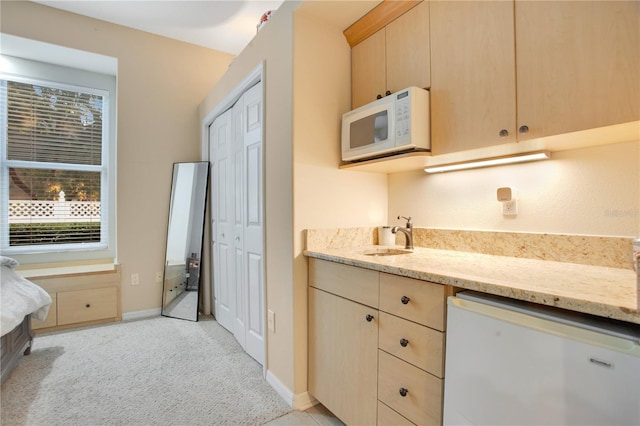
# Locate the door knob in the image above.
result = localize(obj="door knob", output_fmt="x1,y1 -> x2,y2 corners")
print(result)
399,387 -> 409,397
401,296 -> 410,305
365,314 -> 374,322
400,338 -> 409,347
518,125 -> 529,134
499,129 -> 509,137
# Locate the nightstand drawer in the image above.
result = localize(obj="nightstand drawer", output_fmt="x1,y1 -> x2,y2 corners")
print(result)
378,311 -> 445,378
378,350 -> 443,425
57,287 -> 117,325
379,273 -> 447,331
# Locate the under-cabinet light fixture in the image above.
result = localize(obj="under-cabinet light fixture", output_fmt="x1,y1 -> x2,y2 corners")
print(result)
424,151 -> 551,173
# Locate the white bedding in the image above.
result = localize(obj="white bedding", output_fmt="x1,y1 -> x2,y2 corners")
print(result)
1,256 -> 52,336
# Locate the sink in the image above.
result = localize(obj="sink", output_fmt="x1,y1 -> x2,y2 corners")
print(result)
362,248 -> 412,256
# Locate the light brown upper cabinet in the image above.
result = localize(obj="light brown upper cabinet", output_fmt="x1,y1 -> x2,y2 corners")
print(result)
430,0 -> 640,156
430,1 -> 517,155
351,1 -> 430,109
515,0 -> 640,141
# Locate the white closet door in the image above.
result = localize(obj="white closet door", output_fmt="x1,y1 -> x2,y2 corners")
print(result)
232,97 -> 247,351
241,81 -> 264,364
209,80 -> 264,366
209,108 -> 234,333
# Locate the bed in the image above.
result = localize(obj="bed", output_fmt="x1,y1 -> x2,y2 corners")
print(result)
1,256 -> 52,384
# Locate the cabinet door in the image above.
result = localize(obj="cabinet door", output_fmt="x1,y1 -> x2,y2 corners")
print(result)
352,28 -> 386,108
515,0 -> 640,140
308,287 -> 378,425
430,1 -> 517,155
386,0 -> 430,94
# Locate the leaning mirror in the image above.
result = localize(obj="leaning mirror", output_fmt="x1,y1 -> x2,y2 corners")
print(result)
161,161 -> 210,321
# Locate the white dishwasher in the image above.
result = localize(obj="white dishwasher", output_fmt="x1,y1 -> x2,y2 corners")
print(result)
443,291 -> 640,425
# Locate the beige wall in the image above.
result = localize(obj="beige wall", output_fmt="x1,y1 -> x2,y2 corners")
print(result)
389,141 -> 640,237
198,0 -> 297,396
198,0 -> 387,401
1,1 -> 233,313
292,6 -> 388,396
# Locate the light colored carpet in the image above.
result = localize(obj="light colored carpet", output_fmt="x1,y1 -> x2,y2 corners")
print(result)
163,291 -> 198,321
1,316 -> 292,426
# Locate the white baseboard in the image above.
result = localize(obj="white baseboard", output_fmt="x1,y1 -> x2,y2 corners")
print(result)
122,308 -> 161,321
265,370 -> 318,411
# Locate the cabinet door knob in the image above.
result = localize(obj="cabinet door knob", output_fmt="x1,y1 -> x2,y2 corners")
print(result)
499,129 -> 509,137
401,296 -> 410,305
400,338 -> 409,347
365,314 -> 374,322
518,125 -> 529,134
376,94 -> 383,100
399,387 -> 409,397
385,90 -> 391,96
85,303 -> 91,308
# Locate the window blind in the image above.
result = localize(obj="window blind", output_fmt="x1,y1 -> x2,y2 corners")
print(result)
3,79 -> 104,247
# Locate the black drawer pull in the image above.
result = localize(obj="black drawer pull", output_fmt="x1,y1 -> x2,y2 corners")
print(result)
399,387 -> 408,397
401,296 -> 410,305
400,338 -> 409,347
85,303 -> 91,308
365,314 -> 374,322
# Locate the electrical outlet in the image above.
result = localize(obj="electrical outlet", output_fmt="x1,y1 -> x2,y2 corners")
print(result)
503,200 -> 518,216
131,273 -> 139,286
155,271 -> 163,283
267,309 -> 275,332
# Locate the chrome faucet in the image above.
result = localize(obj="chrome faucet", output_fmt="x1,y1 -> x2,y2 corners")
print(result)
391,216 -> 413,250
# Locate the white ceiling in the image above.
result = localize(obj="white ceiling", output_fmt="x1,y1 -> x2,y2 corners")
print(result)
31,0 -> 287,55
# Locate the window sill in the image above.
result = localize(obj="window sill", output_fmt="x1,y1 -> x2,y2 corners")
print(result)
17,260 -> 117,279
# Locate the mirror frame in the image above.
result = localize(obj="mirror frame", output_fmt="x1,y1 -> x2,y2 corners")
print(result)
160,161 -> 210,321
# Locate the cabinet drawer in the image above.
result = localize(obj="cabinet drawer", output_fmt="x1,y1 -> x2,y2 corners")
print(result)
57,287 -> 117,325
309,258 -> 379,308
380,273 -> 446,331
378,401 -> 414,426
378,350 -> 443,425
379,311 -> 445,378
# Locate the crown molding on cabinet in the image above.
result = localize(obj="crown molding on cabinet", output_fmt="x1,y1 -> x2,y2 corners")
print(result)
343,0 -> 422,47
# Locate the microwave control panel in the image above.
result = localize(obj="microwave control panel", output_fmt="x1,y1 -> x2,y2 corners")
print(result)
395,90 -> 411,143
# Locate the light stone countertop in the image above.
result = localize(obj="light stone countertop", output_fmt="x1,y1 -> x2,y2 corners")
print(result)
304,245 -> 640,325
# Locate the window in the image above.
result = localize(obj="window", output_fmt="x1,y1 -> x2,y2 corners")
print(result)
0,54 -> 116,264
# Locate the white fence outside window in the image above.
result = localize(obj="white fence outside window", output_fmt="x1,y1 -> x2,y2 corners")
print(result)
9,199 -> 101,224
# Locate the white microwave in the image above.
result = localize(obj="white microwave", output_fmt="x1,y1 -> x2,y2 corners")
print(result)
342,87 -> 430,162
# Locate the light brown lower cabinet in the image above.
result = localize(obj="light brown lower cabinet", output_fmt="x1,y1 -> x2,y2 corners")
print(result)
31,266 -> 121,332
308,287 -> 378,425
308,258 -> 453,425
